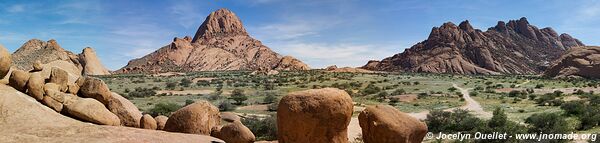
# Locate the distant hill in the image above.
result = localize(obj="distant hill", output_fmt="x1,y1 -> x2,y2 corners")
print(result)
362,17 -> 584,75
115,8 -> 309,74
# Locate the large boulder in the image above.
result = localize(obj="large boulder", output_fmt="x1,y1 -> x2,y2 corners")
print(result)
221,112 -> 241,122
0,84 -> 224,143
42,96 -> 63,112
164,101 -> 220,135
0,44 -> 10,78
64,98 -> 120,126
277,88 -> 353,143
358,105 -> 428,143
214,120 -> 256,143
26,72 -> 45,100
8,69 -> 30,92
107,92 -> 142,127
141,114 -> 158,130
79,77 -> 112,105
544,46 -> 600,79
49,67 -> 69,92
155,115 -> 168,130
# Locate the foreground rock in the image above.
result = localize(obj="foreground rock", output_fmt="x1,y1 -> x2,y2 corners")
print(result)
213,121 -> 256,143
277,88 -> 353,143
78,47 -> 111,75
0,84 -> 223,143
544,46 -> 600,79
26,72 -> 45,100
155,115 -> 168,130
107,92 -> 143,127
358,105 -> 428,143
164,101 -> 220,135
0,44 -> 10,78
141,114 -> 158,130
220,112 -> 241,122
64,98 -> 120,126
8,70 -> 30,92
79,77 -> 112,105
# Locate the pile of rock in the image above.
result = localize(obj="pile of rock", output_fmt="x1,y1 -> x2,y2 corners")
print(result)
276,88 -> 428,143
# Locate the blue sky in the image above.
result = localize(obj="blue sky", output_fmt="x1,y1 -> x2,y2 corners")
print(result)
0,0 -> 599,70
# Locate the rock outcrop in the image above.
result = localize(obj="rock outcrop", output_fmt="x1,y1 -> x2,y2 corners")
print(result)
11,39 -> 110,76
358,105 -> 428,143
363,18 -> 584,75
0,84 -> 223,143
277,88 -> 353,143
79,77 -> 113,105
64,98 -> 121,126
141,114 -> 158,130
79,47 -> 111,75
8,70 -> 29,92
0,44 -> 10,78
164,100 -> 220,135
107,92 -> 143,127
115,8 -> 309,74
155,115 -> 168,130
544,46 -> 600,79
213,121 -> 256,143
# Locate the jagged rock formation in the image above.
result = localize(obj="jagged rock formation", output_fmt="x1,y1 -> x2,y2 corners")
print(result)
116,8 -> 309,74
325,65 -> 375,73
0,84 -> 223,143
11,39 -> 111,76
79,47 -> 111,75
363,17 -> 584,75
544,46 -> 600,79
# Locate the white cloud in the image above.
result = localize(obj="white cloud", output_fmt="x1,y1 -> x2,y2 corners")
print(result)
107,23 -> 175,58
169,0 -> 205,29
7,4 -> 25,13
272,42 -> 404,68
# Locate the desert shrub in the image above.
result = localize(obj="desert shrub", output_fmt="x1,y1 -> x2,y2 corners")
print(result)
376,91 -> 388,101
242,115 -> 277,141
230,89 -> 248,105
267,102 -> 278,111
263,93 -> 278,104
166,81 -> 178,89
535,84 -> 545,89
536,93 -> 563,106
179,78 -> 192,87
475,108 -> 526,143
448,87 -> 457,92
196,80 -> 210,86
525,112 -> 572,142
218,101 -> 236,111
426,109 -> 484,133
149,102 -> 182,116
391,89 -> 406,95
185,99 -> 195,106
361,83 -> 381,95
128,87 -> 156,98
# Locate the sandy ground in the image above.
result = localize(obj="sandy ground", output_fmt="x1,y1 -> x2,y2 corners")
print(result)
151,72 -> 185,77
156,90 -> 213,95
237,104 -> 269,111
192,77 -> 215,82
452,83 -> 492,118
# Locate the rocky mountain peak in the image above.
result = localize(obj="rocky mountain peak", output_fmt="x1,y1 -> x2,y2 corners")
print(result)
458,20 -> 474,31
192,8 -> 248,43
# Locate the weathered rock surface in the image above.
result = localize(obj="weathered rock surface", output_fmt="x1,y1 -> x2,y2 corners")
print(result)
164,100 -> 220,135
64,98 -> 120,126
79,77 -> 112,105
141,114 -> 158,130
363,18 -> 584,75
115,8 -> 309,74
358,105 -> 428,143
49,67 -> 69,92
154,115 -> 168,130
107,92 -> 143,127
0,44 -> 10,78
544,46 -> 600,79
220,112 -> 241,122
79,47 -> 111,75
11,39 -> 110,76
277,88 -> 353,143
26,72 -> 45,100
214,121 -> 256,143
42,96 -> 63,112
8,69 -> 29,92
0,84 -> 224,143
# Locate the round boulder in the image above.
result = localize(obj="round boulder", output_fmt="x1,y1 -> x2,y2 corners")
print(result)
215,120 -> 256,143
154,115 -> 168,130
277,88 -> 353,143
8,70 -> 30,92
26,72 -> 45,100
220,112 -> 241,122
64,98 -> 120,126
140,114 -> 158,130
49,67 -> 69,92
32,60 -> 43,72
107,92 -> 142,127
0,44 -> 10,78
163,100 -> 220,135
79,77 -> 112,105
358,105 -> 428,143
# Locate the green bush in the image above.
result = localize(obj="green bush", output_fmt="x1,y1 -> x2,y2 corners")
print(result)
230,89 -> 248,105
149,102 -> 182,116
525,112 -> 572,141
242,115 -> 277,141
179,78 -> 192,87
263,93 -> 278,104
